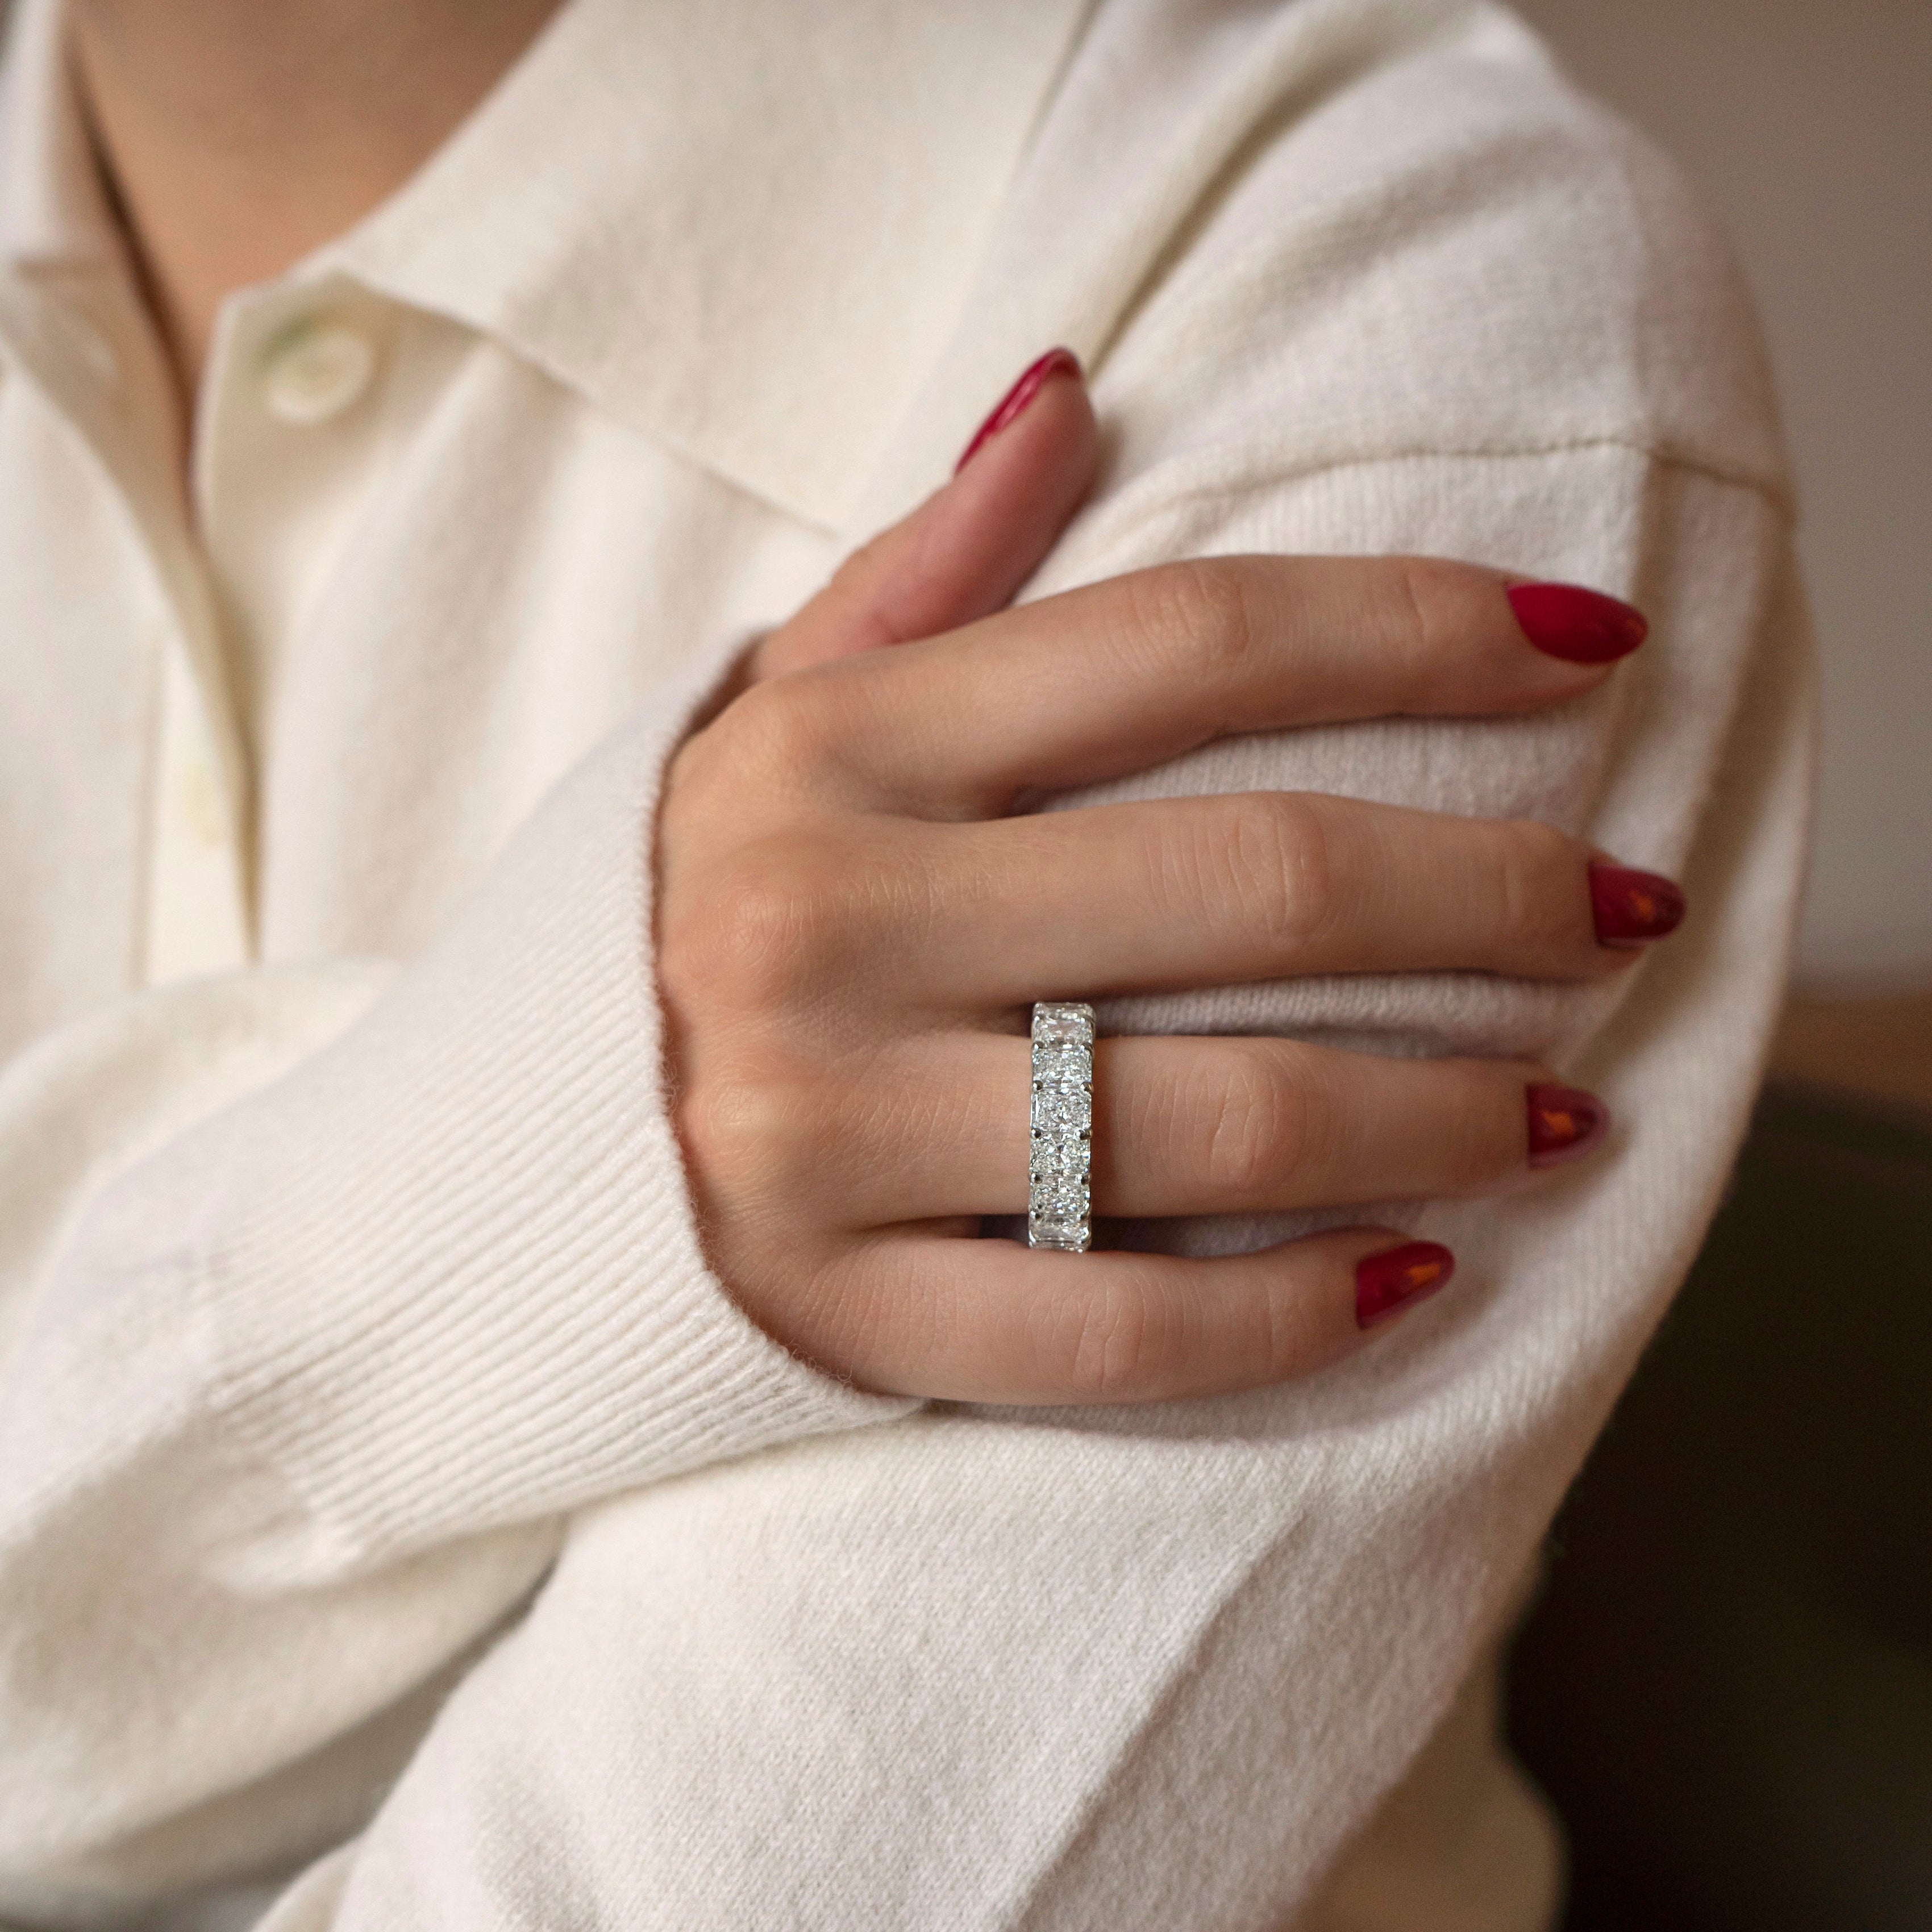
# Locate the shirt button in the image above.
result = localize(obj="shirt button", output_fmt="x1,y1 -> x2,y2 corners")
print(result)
260,318 -> 376,426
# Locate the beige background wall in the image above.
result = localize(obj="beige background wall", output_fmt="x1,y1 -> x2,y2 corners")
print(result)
1515,0 -> 1932,996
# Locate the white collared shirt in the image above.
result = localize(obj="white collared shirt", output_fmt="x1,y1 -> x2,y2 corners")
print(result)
0,0 -> 1810,1926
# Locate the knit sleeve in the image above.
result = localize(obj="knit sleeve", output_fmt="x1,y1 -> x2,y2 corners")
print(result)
2,2 -> 1816,1925
218,9 -> 1813,1930
232,445 -> 1812,1932
0,630 -> 911,1912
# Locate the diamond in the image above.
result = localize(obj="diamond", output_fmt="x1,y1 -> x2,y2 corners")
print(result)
1030,1219 -> 1090,1253
1031,1086 -> 1091,1134
1027,1002 -> 1094,1252
1031,1144 -> 1088,1188
1030,1176 -> 1089,1218
1033,1005 -> 1094,1046
1031,1042 -> 1089,1088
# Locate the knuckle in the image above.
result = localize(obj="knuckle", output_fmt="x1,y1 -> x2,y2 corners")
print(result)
829,529 -> 893,600
1492,819 -> 1586,958
1384,555 -> 1471,675
822,535 -> 914,652
1061,1272 -> 1168,1401
1214,793 -> 1338,948
1201,1047 -> 1323,1201
674,1060 -> 811,1197
659,836 -> 851,1013
1133,559 -> 1259,680
708,674 -> 838,789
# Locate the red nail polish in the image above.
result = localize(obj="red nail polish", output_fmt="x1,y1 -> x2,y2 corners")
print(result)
1506,582 -> 1648,664
955,348 -> 1082,473
1355,1241 -> 1456,1329
1527,1083 -> 1610,1168
1590,861 -> 1686,943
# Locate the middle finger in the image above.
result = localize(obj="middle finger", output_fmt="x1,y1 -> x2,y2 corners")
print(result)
896,793 -> 1647,1006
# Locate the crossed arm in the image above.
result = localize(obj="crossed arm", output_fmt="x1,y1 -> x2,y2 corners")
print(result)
0,10 -> 1809,1921
249,432 -> 1806,1931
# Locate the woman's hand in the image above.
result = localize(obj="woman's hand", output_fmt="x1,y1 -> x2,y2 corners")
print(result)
658,355 -> 1681,1404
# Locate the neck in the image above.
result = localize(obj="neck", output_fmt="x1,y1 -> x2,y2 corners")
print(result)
69,0 -> 563,395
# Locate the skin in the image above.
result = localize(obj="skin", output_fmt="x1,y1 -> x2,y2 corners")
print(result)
68,0 -> 567,394
65,5 -> 1676,1408
666,367 -> 1652,1401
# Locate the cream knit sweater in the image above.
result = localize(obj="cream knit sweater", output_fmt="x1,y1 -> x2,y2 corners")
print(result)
0,0 -> 1811,1925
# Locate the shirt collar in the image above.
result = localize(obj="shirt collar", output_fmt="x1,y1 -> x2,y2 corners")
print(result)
1,0 -> 1093,530
330,0 -> 1091,526
0,0 -> 120,270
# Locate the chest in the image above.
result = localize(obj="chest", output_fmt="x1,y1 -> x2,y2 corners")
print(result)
0,323 -> 835,1051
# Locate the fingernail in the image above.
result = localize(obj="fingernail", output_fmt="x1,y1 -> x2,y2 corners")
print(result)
1356,1240 -> 1456,1329
1527,1083 -> 1610,1168
1590,861 -> 1686,943
955,347 -> 1082,473
1506,582 -> 1648,664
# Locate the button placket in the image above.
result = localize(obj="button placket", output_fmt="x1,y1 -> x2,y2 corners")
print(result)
166,282 -> 402,982
143,633 -> 252,986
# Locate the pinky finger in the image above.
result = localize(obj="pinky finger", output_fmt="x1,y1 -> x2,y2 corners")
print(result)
842,1228 -> 1455,1405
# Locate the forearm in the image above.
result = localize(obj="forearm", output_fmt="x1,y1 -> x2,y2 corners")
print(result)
1,0 -> 1808,1912
1017,486 -> 1812,1927
0,642 -> 905,1911
239,449 -> 1809,1930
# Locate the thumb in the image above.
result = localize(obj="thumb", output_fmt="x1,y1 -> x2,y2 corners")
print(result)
752,349 -> 1097,681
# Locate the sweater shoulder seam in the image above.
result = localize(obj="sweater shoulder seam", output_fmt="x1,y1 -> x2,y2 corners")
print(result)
1092,435 -> 1794,546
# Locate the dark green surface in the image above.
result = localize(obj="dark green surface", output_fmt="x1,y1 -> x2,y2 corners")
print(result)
1509,1084 -> 1932,1930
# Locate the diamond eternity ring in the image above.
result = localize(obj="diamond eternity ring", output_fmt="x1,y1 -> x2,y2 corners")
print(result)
1028,1001 -> 1096,1251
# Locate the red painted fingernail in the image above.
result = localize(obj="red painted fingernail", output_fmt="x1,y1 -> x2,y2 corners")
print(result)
1355,1241 -> 1456,1329
1589,861 -> 1686,943
1506,582 -> 1648,664
955,347 -> 1082,473
1527,1083 -> 1610,1168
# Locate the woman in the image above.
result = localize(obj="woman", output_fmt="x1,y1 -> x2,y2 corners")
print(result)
0,0 -> 1810,1925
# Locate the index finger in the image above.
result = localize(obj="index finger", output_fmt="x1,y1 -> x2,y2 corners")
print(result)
806,556 -> 1643,813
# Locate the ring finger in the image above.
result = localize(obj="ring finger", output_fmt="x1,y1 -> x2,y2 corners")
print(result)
832,1032 -> 1604,1225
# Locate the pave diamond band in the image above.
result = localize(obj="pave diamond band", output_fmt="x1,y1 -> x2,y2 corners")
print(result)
1028,1001 -> 1095,1252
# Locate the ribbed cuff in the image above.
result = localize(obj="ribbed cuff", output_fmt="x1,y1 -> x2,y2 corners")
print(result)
201,639 -> 914,1577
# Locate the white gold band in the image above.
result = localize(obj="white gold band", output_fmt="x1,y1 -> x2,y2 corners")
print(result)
1028,1001 -> 1095,1251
